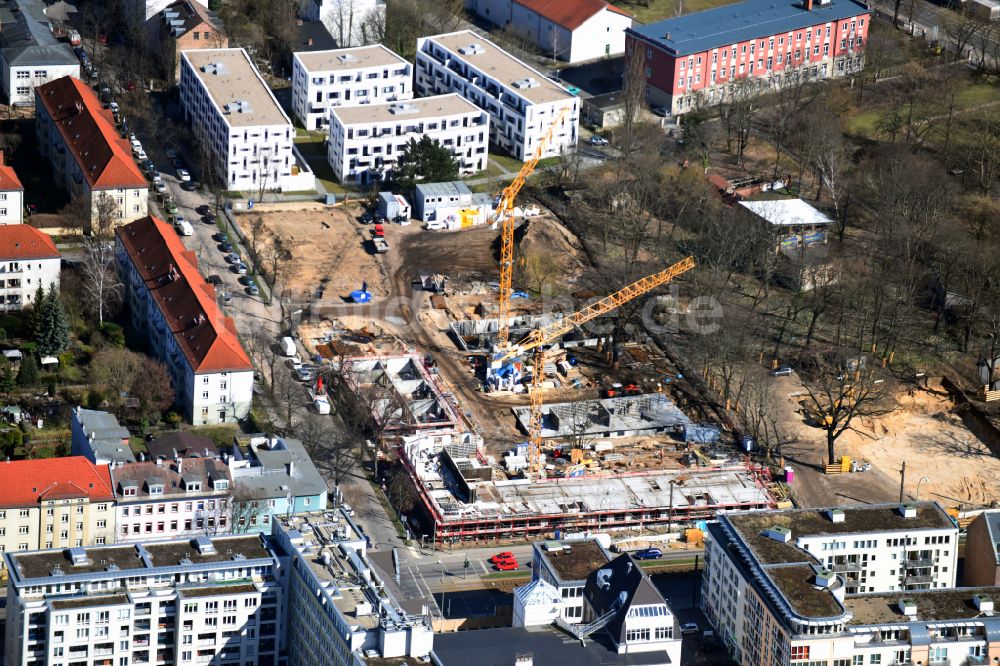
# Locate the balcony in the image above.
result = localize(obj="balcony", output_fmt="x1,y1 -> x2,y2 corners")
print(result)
904,575 -> 934,585
831,562 -> 861,572
904,558 -> 933,568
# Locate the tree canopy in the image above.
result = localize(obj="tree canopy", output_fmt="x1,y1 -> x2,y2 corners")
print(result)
393,136 -> 459,191
35,287 -> 69,357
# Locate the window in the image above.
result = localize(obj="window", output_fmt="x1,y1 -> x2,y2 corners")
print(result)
18,509 -> 28,517
76,505 -> 84,514
626,628 -> 651,642
853,657 -> 864,666
97,520 -> 107,529
870,655 -> 881,665
792,646 -> 811,661
193,31 -> 200,40
96,536 -> 106,544
655,626 -> 672,639
202,391 -> 209,399
18,525 -> 27,534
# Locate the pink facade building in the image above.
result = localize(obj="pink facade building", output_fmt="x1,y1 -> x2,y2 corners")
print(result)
626,0 -> 869,115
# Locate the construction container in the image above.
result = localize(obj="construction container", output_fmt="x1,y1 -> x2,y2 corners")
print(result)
784,466 -> 795,483
841,455 -> 852,473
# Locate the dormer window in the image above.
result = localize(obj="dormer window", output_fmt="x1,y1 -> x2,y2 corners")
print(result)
213,480 -> 228,491
149,484 -> 164,495
122,487 -> 136,497
185,481 -> 202,492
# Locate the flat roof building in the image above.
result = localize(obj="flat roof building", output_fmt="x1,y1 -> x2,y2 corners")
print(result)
626,0 -> 869,115
70,407 -> 135,465
531,538 -> 612,623
291,45 -> 412,131
415,30 -> 579,161
180,48 -> 314,193
702,502 -> 968,666
327,96 -> 489,184
4,533 -> 284,666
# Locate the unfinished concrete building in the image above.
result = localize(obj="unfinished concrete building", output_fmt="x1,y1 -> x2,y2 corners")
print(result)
400,436 -> 776,544
512,394 -> 692,439
449,314 -> 600,354
342,355 -> 461,434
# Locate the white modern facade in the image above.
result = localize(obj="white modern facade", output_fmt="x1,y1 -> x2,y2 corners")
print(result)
292,45 -> 412,130
415,30 -> 580,161
0,225 -> 60,311
180,48 -> 314,193
4,534 -> 284,666
0,153 -> 24,224
303,0 -> 385,48
702,502 -> 971,666
530,539 -> 611,623
465,0 -> 633,62
116,216 -> 254,425
328,94 -> 489,183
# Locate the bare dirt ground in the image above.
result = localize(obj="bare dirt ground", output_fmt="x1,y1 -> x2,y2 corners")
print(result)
238,203 -> 388,302
773,373 -> 1000,508
837,379 -> 1000,507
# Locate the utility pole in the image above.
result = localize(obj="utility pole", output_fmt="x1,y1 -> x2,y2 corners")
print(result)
899,461 -> 906,503
668,480 -> 676,533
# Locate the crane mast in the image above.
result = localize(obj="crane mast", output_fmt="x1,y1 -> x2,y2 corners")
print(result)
494,106 -> 572,350
496,256 -> 697,472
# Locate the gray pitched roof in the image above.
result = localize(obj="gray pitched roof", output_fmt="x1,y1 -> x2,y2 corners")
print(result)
74,408 -> 135,465
230,436 -> 327,500
0,0 -> 78,67
145,431 -> 219,460
584,553 -> 671,645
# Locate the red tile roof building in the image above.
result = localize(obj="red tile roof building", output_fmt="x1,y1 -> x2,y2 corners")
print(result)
0,224 -> 60,311
0,151 -> 24,225
35,76 -> 149,230
116,216 -> 253,425
0,456 -> 116,561
465,0 -> 633,62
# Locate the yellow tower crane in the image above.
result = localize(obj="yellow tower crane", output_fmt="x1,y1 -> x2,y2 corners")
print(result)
493,106 -> 572,350
493,256 -> 696,472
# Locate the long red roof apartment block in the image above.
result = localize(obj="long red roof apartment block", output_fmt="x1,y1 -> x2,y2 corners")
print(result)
34,76 -> 148,228
626,0 -> 869,115
116,216 -> 253,425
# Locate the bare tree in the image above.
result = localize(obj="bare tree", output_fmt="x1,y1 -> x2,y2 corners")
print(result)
943,8 -> 985,62
801,364 -> 893,464
91,192 -> 121,236
229,486 -> 271,533
79,236 -> 123,326
618,44 -> 650,170
91,348 -> 144,404
385,466 -> 417,517
717,77 -> 760,166
295,411 -> 357,486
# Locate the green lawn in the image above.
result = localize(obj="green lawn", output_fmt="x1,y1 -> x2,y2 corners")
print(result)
844,109 -> 881,138
294,138 -> 353,196
489,153 -> 524,174
614,0 -> 739,24
955,81 -> 1000,109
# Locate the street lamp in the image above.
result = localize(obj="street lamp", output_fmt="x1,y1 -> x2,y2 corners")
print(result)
915,476 -> 931,501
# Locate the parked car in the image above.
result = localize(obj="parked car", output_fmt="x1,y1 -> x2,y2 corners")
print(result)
680,623 -> 700,635
135,148 -> 147,162
233,262 -> 248,275
206,275 -> 222,285
219,241 -> 234,253
73,46 -> 86,60
424,220 -> 445,230
769,366 -> 794,377
246,284 -> 260,296
174,219 -> 193,236
239,275 -> 254,286
164,147 -> 178,160
495,559 -> 519,571
341,503 -> 355,516
176,168 -> 191,182
360,211 -> 373,224
651,106 -> 669,117
196,204 -> 211,216
489,552 -> 515,564
588,135 -> 609,146
180,180 -> 197,191
294,366 -> 316,382
633,548 -> 663,560
213,232 -> 229,243
221,292 -> 233,304
153,178 -> 167,194
226,252 -> 241,264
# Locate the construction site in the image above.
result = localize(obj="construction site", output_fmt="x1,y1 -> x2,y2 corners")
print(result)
285,113 -> 789,547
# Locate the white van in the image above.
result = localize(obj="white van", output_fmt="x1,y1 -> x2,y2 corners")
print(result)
175,220 -> 193,236
280,336 -> 296,357
313,395 -> 331,414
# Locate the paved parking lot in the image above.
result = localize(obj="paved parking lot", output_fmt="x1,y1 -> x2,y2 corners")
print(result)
558,56 -> 625,97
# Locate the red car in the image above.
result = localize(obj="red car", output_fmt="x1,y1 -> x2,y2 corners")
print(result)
495,559 -> 519,571
489,551 -> 514,564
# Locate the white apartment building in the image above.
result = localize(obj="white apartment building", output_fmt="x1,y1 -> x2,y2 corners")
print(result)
328,94 -> 489,184
416,30 -> 580,161
0,151 -> 23,224
273,513 -> 434,665
180,48 -> 314,193
0,225 -> 59,311
0,0 -> 80,106
111,458 -> 234,542
116,216 -> 254,425
4,534 -> 284,666
291,45 -> 412,131
702,502 -> 965,666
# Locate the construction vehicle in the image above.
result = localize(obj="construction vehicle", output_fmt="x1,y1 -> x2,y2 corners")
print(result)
492,106 -> 572,350
493,256 -> 696,474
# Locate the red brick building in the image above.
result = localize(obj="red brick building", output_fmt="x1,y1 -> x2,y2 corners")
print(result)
626,0 -> 869,115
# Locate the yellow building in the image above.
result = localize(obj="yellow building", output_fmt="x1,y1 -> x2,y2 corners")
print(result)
0,457 -> 116,566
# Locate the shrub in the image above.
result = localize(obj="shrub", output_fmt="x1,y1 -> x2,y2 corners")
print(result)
99,322 -> 125,348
